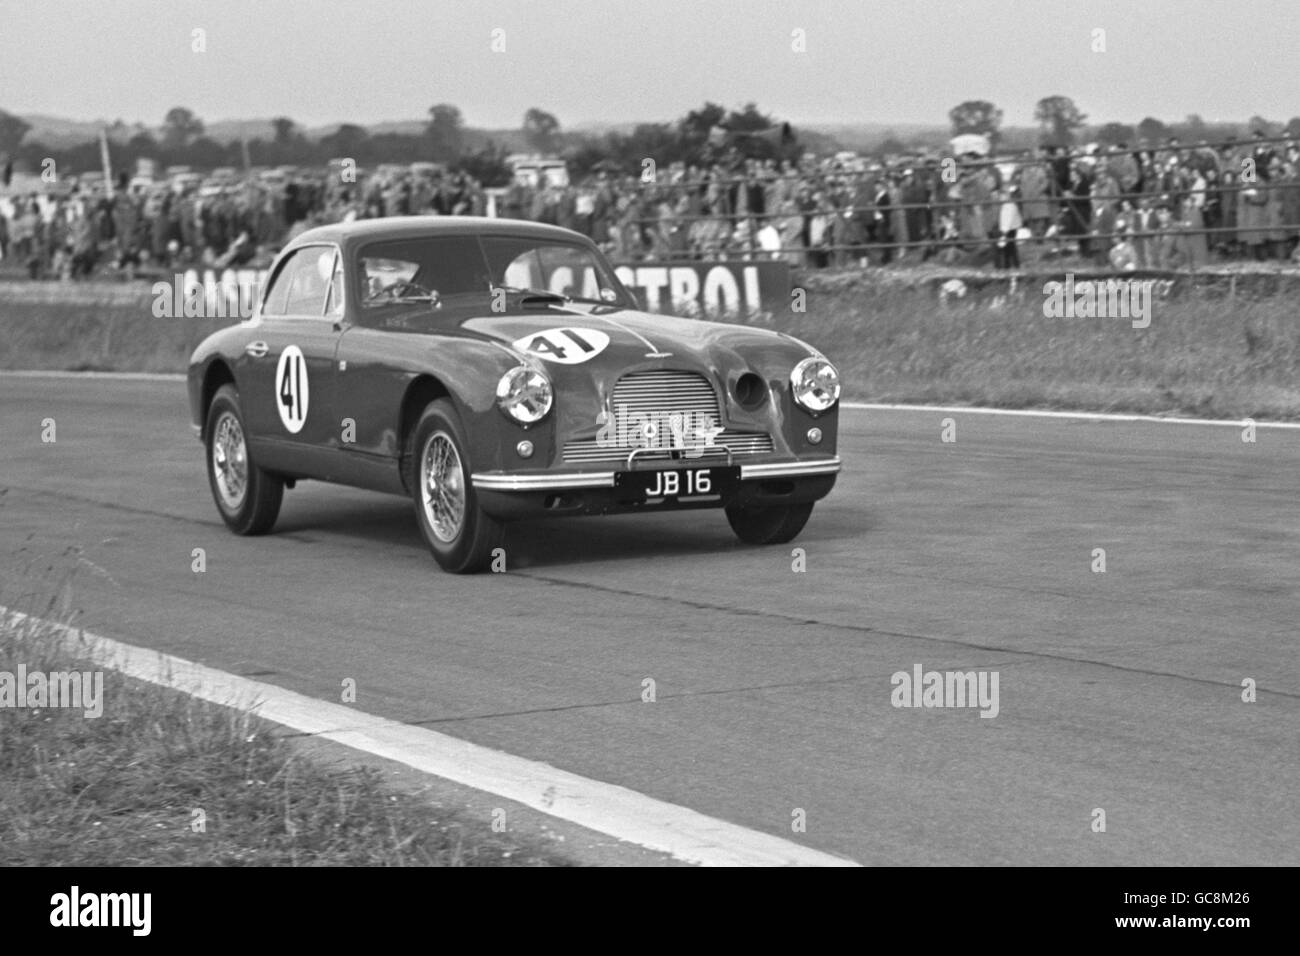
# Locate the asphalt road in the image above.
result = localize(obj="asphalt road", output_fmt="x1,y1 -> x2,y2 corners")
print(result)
2,375 -> 1296,865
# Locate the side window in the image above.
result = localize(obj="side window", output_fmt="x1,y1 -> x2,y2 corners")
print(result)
263,247 -> 335,318
285,248 -> 336,316
324,252 -> 345,316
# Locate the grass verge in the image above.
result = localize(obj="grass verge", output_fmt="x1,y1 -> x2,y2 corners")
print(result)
0,284 -> 213,374
3,269 -> 1299,419
745,268 -> 1300,420
0,605 -> 573,866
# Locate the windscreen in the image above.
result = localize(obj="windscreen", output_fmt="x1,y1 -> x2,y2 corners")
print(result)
357,233 -> 631,309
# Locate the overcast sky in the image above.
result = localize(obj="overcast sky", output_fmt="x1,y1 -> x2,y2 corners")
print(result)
2,0 -> 1295,130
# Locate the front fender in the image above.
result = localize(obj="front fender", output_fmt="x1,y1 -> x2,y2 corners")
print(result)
342,329 -> 555,475
424,338 -> 558,475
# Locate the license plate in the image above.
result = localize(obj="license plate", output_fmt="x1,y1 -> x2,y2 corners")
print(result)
614,465 -> 740,502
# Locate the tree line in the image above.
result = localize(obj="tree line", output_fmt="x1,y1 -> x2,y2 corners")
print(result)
0,102 -> 812,188
3,96 -> 1297,189
949,96 -> 1300,150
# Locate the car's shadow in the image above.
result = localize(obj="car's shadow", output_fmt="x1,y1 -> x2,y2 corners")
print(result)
271,490 -> 868,570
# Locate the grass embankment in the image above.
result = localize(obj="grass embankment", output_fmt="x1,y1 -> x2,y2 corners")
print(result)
2,270 -> 1299,419
0,605 -> 572,866
0,283 -> 217,374
746,269 -> 1300,420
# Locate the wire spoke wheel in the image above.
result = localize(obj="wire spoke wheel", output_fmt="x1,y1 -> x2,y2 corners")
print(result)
211,411 -> 248,510
204,384 -> 283,536
406,399 -> 504,573
420,430 -> 466,543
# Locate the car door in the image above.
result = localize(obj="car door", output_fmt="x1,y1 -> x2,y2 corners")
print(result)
330,243 -> 433,492
238,243 -> 343,476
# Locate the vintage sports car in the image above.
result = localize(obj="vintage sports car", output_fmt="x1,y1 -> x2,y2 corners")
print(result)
187,217 -> 841,572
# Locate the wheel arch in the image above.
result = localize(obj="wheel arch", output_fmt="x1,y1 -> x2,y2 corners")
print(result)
200,360 -> 237,443
398,374 -> 454,494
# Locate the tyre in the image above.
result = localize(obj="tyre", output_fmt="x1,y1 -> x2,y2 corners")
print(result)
725,501 -> 814,545
206,384 -> 284,535
407,399 -> 504,573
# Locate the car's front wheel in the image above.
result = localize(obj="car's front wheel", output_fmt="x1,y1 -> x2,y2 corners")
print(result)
407,399 -> 504,573
206,384 -> 284,535
725,501 -> 814,545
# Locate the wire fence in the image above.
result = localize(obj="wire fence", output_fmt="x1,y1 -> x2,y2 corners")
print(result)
601,135 -> 1300,266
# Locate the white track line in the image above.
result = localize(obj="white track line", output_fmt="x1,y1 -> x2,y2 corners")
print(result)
843,401 -> 1300,429
1,607 -> 858,868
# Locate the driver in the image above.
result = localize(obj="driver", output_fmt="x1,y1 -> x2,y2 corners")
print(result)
359,260 -> 384,299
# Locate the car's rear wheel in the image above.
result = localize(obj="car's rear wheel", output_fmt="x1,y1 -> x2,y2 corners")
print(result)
407,399 -> 504,573
206,384 -> 284,535
725,501 -> 814,545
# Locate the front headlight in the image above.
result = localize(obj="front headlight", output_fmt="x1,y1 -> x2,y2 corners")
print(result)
496,366 -> 553,424
790,356 -> 841,412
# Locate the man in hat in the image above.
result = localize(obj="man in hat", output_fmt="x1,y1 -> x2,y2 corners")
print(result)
901,167 -> 932,261
868,168 -> 893,264
1131,196 -> 1158,268
1153,199 -> 1185,269
1238,160 -> 1270,259
993,186 -> 1023,270
1062,160 -> 1094,258
1252,129 -> 1277,183
1019,149 -> 1053,245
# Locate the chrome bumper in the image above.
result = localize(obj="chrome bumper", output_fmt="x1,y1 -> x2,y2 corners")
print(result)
472,457 -> 841,491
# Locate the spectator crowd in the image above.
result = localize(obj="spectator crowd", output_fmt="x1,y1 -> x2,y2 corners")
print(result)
0,168 -> 490,280
2,132 -> 1298,280
564,131 -> 1300,271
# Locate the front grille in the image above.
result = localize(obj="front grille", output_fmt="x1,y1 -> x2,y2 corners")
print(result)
563,370 -> 774,464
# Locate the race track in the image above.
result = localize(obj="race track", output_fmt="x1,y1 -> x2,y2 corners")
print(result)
2,374 -> 1296,865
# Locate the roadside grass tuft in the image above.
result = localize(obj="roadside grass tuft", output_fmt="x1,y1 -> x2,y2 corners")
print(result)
0,605 -> 573,866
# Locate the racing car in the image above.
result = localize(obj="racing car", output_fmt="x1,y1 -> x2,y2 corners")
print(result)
187,216 -> 841,572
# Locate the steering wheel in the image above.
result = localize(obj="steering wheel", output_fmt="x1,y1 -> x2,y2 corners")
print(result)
382,279 -> 434,299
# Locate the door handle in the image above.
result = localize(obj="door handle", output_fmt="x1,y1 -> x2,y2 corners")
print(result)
244,341 -> 269,358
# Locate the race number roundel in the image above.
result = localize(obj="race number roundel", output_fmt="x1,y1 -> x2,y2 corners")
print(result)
511,327 -> 610,365
275,345 -> 310,434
